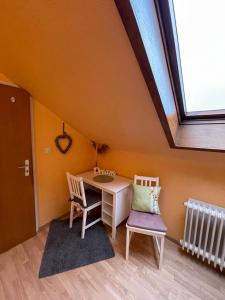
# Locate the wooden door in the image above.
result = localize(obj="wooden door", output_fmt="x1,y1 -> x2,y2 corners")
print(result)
0,84 -> 36,253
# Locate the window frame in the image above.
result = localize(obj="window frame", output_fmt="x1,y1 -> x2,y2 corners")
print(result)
154,0 -> 225,121
115,0 -> 225,152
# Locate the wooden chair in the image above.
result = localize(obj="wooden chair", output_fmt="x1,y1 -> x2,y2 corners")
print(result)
126,175 -> 167,269
66,172 -> 102,239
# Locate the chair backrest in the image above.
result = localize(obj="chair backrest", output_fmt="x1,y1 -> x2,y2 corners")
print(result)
66,172 -> 87,207
134,175 -> 159,187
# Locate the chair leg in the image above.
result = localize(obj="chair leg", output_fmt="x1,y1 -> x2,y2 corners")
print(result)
159,236 -> 165,270
126,228 -> 130,260
81,209 -> 87,239
69,202 -> 74,228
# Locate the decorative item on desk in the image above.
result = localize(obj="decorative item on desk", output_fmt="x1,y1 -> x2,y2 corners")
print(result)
55,122 -> 73,154
93,167 -> 116,183
92,141 -> 109,167
94,167 -> 116,176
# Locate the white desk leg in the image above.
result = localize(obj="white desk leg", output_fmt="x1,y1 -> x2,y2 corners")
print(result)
112,225 -> 116,240
112,194 -> 116,239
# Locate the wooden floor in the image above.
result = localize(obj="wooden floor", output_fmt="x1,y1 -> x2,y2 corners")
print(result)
0,223 -> 224,300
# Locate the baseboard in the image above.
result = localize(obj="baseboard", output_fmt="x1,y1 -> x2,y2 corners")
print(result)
166,235 -> 180,246
38,211 -> 70,232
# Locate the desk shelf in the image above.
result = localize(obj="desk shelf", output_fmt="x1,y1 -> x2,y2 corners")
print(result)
102,202 -> 113,216
102,191 -> 113,206
102,191 -> 113,227
102,212 -> 112,227
103,199 -> 113,207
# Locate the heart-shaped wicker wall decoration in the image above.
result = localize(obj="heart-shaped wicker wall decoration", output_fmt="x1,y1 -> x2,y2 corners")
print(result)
55,123 -> 73,154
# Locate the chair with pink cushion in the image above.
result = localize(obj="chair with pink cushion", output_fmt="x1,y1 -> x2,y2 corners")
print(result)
126,175 -> 167,269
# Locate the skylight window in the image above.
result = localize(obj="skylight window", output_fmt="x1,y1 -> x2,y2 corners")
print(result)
115,0 -> 225,151
173,0 -> 225,114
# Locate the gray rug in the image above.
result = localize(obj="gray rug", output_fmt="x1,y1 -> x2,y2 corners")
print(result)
39,218 -> 115,278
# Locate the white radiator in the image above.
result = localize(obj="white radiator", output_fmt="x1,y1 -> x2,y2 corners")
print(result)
180,199 -> 225,271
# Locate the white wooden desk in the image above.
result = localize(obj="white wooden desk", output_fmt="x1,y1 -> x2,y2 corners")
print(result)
78,171 -> 132,239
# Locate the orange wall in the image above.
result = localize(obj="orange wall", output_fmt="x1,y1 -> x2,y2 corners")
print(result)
99,150 -> 225,241
0,72 -> 95,227
1,2 -> 225,241
0,73 -> 12,83
33,101 -> 95,226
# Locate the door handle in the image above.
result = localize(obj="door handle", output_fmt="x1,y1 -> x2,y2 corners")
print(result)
18,160 -> 29,176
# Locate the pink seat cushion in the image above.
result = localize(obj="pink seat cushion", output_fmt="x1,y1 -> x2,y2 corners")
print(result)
127,210 -> 167,232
